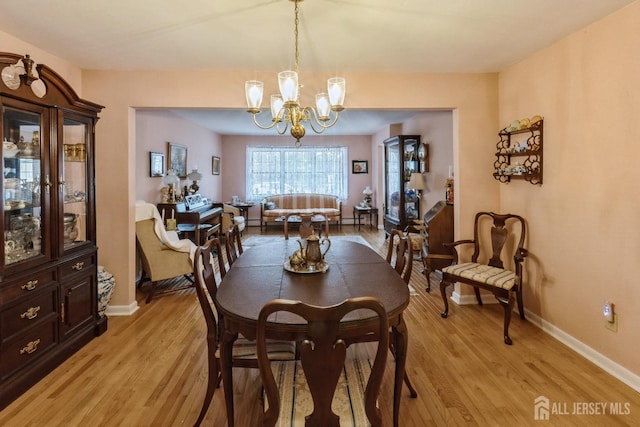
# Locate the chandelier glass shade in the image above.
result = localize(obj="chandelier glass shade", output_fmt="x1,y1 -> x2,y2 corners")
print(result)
244,0 -> 346,146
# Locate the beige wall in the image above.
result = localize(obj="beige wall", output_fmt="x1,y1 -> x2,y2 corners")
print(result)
401,110 -> 454,216
498,1 -> 640,374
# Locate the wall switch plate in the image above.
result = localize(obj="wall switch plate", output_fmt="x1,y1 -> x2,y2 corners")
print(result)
605,313 -> 618,332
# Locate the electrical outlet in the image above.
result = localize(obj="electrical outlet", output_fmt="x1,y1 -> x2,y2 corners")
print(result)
605,313 -> 618,332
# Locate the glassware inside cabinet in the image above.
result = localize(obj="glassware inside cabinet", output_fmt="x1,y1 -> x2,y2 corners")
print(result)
3,106 -> 43,264
61,116 -> 89,248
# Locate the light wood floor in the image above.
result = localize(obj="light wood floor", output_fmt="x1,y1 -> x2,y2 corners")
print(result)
1,225 -> 639,426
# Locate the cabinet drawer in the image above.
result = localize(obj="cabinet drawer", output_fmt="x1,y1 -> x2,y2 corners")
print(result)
0,270 -> 57,304
1,285 -> 58,341
59,254 -> 96,278
0,316 -> 57,380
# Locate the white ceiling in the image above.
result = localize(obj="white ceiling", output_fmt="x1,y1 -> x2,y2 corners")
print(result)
1,0 -> 634,135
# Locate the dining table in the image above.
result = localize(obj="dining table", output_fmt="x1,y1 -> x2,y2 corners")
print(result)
214,238 -> 411,427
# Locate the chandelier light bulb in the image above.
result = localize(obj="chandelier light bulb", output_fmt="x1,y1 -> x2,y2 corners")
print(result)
278,71 -> 299,104
245,80 -> 264,112
315,93 -> 331,119
270,95 -> 284,121
328,77 -> 346,110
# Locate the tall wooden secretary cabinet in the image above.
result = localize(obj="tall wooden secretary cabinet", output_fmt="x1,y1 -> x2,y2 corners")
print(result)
0,52 -> 104,409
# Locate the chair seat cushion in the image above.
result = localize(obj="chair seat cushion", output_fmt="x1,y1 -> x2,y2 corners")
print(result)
442,262 -> 516,290
233,215 -> 246,232
408,235 -> 423,252
267,359 -> 372,426
215,337 -> 296,360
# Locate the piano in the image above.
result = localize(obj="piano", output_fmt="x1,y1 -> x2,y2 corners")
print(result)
158,194 -> 223,245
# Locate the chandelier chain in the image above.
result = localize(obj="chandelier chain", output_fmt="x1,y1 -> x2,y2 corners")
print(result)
294,0 -> 299,74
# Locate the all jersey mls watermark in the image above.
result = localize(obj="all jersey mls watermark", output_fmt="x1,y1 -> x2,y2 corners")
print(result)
534,396 -> 631,420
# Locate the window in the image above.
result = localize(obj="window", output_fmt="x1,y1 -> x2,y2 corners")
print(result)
246,146 -> 348,201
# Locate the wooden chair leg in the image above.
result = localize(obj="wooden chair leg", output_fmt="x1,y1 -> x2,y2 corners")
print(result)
194,336 -> 219,426
516,289 -> 525,320
474,286 -> 483,305
389,334 -> 418,398
440,279 -> 450,318
403,372 -> 418,398
500,295 -> 515,345
423,265 -> 432,292
146,280 -> 158,303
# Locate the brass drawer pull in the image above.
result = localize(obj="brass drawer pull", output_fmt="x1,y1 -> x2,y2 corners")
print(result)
20,306 -> 41,320
20,339 -> 41,355
21,280 -> 39,291
72,262 -> 85,271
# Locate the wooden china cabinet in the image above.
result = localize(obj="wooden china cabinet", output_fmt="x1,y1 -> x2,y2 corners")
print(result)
383,135 -> 422,235
0,52 -> 104,409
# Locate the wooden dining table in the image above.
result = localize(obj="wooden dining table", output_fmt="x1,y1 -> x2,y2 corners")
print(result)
214,238 -> 411,427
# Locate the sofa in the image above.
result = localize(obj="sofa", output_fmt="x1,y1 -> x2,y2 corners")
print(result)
261,193 -> 342,230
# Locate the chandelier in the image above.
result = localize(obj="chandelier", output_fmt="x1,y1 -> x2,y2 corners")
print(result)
244,0 -> 346,147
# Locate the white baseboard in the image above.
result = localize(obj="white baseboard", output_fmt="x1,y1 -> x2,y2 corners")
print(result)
523,308 -> 640,393
106,301 -> 139,316
448,293 -> 640,393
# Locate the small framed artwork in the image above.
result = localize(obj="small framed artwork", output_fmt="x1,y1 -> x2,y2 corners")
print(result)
352,160 -> 368,174
168,142 -> 188,178
149,152 -> 165,177
212,156 -> 221,175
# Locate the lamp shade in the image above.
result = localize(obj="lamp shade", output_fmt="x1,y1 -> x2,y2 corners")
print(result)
187,168 -> 202,182
408,173 -> 425,190
327,77 -> 346,110
245,80 -> 263,112
163,169 -> 180,186
363,186 -> 373,196
278,70 -> 299,104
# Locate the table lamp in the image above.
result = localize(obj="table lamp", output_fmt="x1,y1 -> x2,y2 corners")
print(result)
362,186 -> 373,207
408,173 -> 425,199
163,169 -> 180,203
187,167 -> 203,194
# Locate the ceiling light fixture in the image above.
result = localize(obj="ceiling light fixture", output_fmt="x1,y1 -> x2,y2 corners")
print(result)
244,0 -> 346,147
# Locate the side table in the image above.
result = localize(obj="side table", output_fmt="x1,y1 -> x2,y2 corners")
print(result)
353,206 -> 379,230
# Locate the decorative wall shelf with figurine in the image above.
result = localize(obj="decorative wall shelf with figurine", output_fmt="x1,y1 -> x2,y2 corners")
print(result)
493,116 -> 543,185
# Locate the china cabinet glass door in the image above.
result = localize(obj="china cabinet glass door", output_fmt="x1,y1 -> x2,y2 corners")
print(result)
61,114 -> 91,252
385,140 -> 400,222
2,103 -> 47,266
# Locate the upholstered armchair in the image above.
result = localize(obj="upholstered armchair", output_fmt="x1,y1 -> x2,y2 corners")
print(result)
221,204 -> 245,235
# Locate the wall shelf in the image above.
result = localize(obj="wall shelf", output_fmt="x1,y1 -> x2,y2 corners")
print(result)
493,118 -> 543,185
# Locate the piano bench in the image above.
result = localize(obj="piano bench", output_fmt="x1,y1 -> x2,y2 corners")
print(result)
177,223 -> 219,245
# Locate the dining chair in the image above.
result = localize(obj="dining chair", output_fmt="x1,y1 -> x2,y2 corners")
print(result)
224,223 -> 243,266
385,229 -> 418,398
386,229 -> 413,284
440,212 -> 528,345
192,238 -> 296,426
256,297 -> 389,427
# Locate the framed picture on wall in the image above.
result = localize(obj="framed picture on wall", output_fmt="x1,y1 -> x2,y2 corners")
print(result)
149,152 -> 165,177
352,160 -> 368,174
212,156 -> 221,175
168,142 -> 188,178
